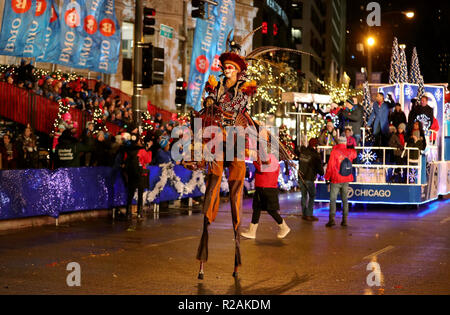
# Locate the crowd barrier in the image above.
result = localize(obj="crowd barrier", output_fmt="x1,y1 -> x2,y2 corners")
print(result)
0,81 -> 179,137
0,82 -> 121,137
0,160 -> 299,221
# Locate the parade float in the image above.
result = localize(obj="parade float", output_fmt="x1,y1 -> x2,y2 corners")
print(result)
284,39 -> 450,205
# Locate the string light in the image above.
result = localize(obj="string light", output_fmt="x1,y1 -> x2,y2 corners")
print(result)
52,99 -> 71,135
247,59 -> 298,108
1,64 -> 82,83
306,116 -> 325,139
317,79 -> 362,103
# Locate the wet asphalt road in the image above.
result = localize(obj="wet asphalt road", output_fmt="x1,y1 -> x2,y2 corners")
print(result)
0,192 -> 449,295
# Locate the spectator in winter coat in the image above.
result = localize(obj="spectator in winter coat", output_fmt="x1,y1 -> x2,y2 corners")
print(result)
91,131 -> 111,166
388,123 -> 407,183
407,121 -> 426,161
407,95 -> 435,134
318,121 -> 338,146
123,137 -> 149,219
341,99 -> 364,145
389,123 -> 407,160
298,138 -> 324,221
0,134 -> 18,170
155,137 -> 173,165
389,103 -> 407,129
344,127 -> 357,149
55,130 -> 94,168
17,126 -> 38,169
324,136 -> 357,228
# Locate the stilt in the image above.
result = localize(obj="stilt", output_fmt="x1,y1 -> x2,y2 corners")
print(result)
198,261 -> 204,280
232,227 -> 241,278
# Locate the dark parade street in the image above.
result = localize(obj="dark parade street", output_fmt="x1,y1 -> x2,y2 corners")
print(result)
0,192 -> 449,295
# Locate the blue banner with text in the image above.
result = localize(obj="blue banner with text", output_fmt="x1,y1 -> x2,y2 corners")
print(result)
186,0 -> 235,111
0,0 -> 52,58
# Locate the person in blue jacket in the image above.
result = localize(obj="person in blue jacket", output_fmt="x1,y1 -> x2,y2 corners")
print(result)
155,136 -> 173,165
367,92 -> 395,145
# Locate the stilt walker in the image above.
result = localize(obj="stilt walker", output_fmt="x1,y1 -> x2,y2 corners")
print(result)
190,31 -> 318,280
196,49 -> 255,279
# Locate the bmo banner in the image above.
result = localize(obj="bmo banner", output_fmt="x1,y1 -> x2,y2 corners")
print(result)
0,0 -> 52,57
0,0 -> 120,74
187,0 -> 235,111
42,0 -> 120,74
316,184 -> 423,204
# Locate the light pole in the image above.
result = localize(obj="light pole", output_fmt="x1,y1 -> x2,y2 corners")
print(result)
132,0 -> 144,130
367,36 -> 375,83
362,10 -> 415,83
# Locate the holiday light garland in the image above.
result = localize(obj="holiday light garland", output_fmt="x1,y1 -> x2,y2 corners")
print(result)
247,59 -> 298,108
92,103 -> 108,134
317,79 -> 362,103
52,98 -> 71,135
1,64 -> 81,83
141,111 -> 155,136
306,116 -> 325,139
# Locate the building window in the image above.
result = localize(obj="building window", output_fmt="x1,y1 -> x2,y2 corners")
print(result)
291,27 -> 302,44
121,22 -> 134,59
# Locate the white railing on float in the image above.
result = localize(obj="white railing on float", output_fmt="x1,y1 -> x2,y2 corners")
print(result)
316,145 -> 422,186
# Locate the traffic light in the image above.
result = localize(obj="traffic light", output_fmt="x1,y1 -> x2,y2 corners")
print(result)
143,7 -> 156,35
142,44 -> 165,88
175,79 -> 187,109
191,0 -> 205,19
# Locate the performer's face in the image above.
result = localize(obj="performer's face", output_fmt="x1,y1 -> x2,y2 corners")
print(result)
223,63 -> 238,79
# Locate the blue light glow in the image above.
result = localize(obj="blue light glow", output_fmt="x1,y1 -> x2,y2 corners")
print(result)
416,199 -> 450,217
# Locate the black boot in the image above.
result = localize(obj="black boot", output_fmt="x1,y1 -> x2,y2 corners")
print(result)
341,217 -> 348,227
325,216 -> 336,228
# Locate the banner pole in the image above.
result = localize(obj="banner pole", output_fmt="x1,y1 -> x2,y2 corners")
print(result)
133,0 -> 144,129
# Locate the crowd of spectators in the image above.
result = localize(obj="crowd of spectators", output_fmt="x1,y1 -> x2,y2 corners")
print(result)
1,60 -> 134,129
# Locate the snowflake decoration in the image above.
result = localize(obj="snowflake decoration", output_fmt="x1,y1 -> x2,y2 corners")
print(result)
358,149 -> 377,165
395,85 -> 400,97
325,113 -> 340,128
408,169 -> 418,184
416,114 -> 432,130
435,89 -> 442,102
445,102 -> 450,121
405,85 -> 414,99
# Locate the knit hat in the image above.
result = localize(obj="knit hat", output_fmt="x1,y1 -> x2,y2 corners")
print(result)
308,138 -> 318,148
338,136 -> 347,144
346,99 -> 354,106
398,123 -> 406,131
159,136 -> 169,149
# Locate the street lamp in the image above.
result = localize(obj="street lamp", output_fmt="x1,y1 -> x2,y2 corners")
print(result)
367,36 -> 375,82
403,11 -> 415,19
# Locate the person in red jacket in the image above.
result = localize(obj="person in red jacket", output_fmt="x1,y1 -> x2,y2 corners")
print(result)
324,136 -> 357,227
241,147 -> 290,239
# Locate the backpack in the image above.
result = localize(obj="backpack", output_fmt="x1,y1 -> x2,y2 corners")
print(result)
339,156 -> 353,177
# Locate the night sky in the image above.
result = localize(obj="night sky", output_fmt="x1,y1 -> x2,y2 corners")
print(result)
345,0 -> 450,85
